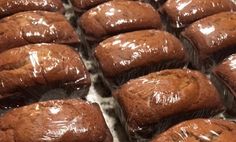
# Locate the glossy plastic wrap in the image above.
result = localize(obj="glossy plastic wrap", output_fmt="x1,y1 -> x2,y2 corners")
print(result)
79,1 -> 162,42
70,0 -> 110,15
0,10 -> 80,53
0,0 -> 65,18
0,99 -> 113,142
151,118 -> 236,142
180,11 -> 236,72
161,0 -> 236,30
0,43 -> 91,109
94,30 -> 188,89
211,54 -> 236,115
113,69 -> 224,141
70,0 -> 141,16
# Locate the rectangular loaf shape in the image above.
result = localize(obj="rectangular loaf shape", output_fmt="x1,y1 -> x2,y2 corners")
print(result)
0,0 -> 64,18
212,54 -> 236,115
0,11 -> 80,53
181,12 -> 236,71
151,119 -> 236,142
94,30 -> 187,89
79,1 -> 162,42
113,69 -> 224,141
0,99 -> 112,142
0,44 -> 91,108
161,0 -> 236,28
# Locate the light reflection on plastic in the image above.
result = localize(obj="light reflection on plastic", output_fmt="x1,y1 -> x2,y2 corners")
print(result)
198,24 -> 215,35
176,0 -> 192,11
153,92 -> 181,105
105,8 -> 116,16
31,18 -> 49,26
42,117 -> 89,141
49,107 -> 61,114
229,56 -> 236,70
29,51 -> 40,77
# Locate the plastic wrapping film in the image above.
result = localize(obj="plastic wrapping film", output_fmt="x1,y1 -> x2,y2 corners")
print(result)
160,0 -> 236,34
211,54 -> 236,115
0,0 -> 65,18
70,0 -> 110,16
180,11 -> 236,72
94,30 -> 188,90
0,99 -> 113,142
77,1 -> 162,58
151,118 -> 236,142
113,69 -> 224,141
0,1 -> 235,142
0,10 -> 80,53
69,0 -> 159,17
0,44 -> 91,110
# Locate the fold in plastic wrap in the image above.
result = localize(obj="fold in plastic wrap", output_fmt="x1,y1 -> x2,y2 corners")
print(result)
160,0 -> 236,31
180,12 -> 236,72
0,99 -> 113,142
0,44 -> 91,109
0,11 -> 80,53
151,118 -> 236,142
94,30 -> 188,89
211,54 -> 236,115
0,0 -> 65,18
78,1 -> 162,57
113,69 -> 224,141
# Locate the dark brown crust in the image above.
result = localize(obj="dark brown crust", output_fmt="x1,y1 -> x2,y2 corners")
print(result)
113,69 -> 223,135
181,12 -> 236,60
94,30 -> 187,78
0,43 -> 91,99
162,0 -> 236,28
0,11 -> 80,53
0,0 -> 65,18
79,1 -> 162,40
213,54 -> 236,97
0,99 -> 113,142
151,119 -> 236,142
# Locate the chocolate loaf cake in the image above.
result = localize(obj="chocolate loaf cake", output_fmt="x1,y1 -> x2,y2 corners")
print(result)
113,69 -> 223,141
0,99 -> 113,142
0,0 -> 64,18
181,12 -> 236,71
161,0 -> 236,28
212,54 -> 236,114
0,11 -> 80,53
151,119 -> 236,142
79,1 -> 162,42
94,30 -> 187,88
0,44 -> 91,100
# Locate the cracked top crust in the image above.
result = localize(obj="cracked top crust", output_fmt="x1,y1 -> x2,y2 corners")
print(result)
151,118 -> 236,142
0,11 -> 80,53
113,69 -> 223,131
0,0 -> 64,18
79,1 -> 162,40
0,43 -> 90,99
0,99 -> 112,142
